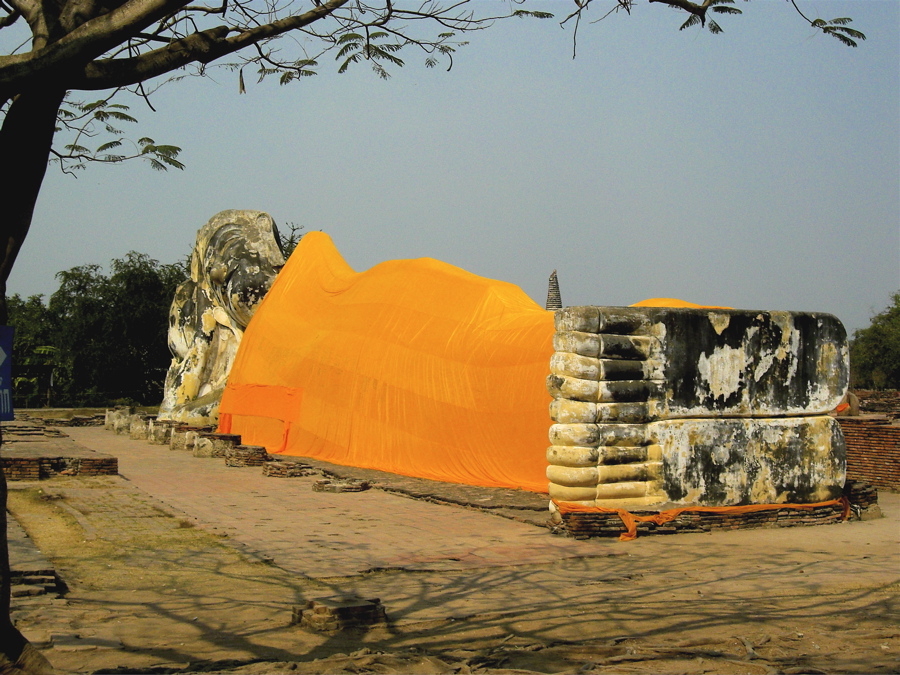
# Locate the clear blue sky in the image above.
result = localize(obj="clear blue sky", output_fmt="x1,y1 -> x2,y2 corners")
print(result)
9,0 -> 899,335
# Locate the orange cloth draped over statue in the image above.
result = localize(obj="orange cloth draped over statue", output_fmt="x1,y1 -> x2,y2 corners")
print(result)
218,232 -> 556,492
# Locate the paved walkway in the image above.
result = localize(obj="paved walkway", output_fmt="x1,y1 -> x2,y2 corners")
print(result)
7,422 -> 898,674
59,427 -> 615,578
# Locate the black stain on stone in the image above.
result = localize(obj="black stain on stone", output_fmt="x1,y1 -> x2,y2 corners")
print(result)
646,309 -> 846,415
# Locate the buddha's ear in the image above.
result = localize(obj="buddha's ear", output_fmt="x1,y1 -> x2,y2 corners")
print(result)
210,264 -> 227,285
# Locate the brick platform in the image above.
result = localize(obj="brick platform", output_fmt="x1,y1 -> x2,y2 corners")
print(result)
559,480 -> 879,539
2,454 -> 118,480
561,502 -> 846,538
2,416 -> 119,480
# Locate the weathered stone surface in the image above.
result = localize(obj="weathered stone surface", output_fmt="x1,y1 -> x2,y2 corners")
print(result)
293,597 -> 386,632
656,310 -> 848,417
653,416 -> 845,505
158,210 -> 285,426
147,419 -> 175,445
262,460 -> 318,477
192,432 -> 241,458
547,306 -> 850,510
312,478 -> 371,492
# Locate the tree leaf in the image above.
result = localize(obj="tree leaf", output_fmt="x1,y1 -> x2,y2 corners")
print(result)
371,62 -> 390,80
96,141 -> 123,152
107,111 -> 138,123
680,13 -> 700,30
338,54 -> 361,73
336,42 -> 360,59
832,24 -> 866,40
823,28 -> 859,47
513,10 -> 554,18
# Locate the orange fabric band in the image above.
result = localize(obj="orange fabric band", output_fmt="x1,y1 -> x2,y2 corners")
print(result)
554,497 -> 851,541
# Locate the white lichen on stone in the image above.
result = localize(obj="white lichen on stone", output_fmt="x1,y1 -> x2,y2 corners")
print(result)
696,344 -> 744,402
708,312 -> 731,335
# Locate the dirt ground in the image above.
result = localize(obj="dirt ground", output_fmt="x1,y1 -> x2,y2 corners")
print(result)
6,467 -> 899,675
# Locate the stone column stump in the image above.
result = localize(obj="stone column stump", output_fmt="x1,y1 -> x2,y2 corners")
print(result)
292,597 -> 387,632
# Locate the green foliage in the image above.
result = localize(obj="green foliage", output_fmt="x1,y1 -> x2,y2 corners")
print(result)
850,292 -> 900,390
679,0 -> 741,34
5,295 -> 55,407
336,31 -> 405,79
673,0 -> 863,45
6,253 -> 187,407
512,10 -> 554,19
278,222 -> 307,259
52,96 -> 184,174
138,138 -> 186,171
810,17 -> 866,48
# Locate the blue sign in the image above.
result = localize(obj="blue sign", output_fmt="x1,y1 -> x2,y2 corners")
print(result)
0,325 -> 13,421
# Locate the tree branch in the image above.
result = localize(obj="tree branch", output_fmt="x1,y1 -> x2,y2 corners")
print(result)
0,0 -> 195,86
73,0 -> 348,89
0,9 -> 19,27
648,0 -> 709,25
4,0 -> 39,27
182,0 -> 226,15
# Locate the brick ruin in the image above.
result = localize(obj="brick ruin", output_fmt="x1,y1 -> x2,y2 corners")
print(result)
838,415 -> 900,490
1,418 -> 117,480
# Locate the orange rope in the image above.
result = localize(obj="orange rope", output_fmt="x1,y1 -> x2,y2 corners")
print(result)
554,497 -> 851,541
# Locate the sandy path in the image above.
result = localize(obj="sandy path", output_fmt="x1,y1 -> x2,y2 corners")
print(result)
6,426 -> 899,674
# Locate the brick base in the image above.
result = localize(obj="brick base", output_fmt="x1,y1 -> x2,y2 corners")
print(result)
559,481 -> 878,539
2,456 -> 118,481
224,445 -> 270,467
263,461 -> 317,478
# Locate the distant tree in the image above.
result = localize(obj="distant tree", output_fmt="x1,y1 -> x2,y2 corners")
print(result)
5,295 -> 54,408
279,222 -> 308,260
7,252 -> 185,408
850,292 -> 900,390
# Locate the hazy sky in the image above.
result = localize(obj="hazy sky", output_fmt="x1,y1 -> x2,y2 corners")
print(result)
9,0 -> 899,335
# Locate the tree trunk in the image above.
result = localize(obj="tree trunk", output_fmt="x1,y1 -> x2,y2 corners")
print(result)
0,87 -> 64,675
0,87 -> 65,320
